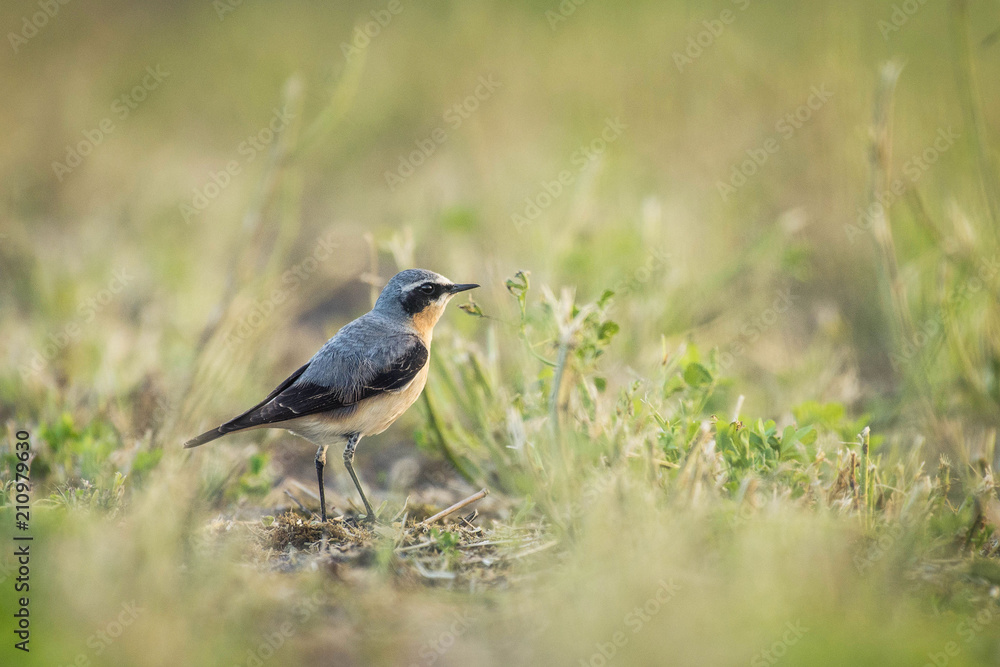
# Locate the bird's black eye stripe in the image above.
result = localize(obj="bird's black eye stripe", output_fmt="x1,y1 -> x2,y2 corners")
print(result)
402,282 -> 443,313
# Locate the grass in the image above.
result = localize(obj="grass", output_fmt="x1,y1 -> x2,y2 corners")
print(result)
3,0 -> 1000,664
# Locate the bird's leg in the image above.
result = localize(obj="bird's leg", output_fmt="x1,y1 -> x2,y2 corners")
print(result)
314,444 -> 329,523
343,433 -> 375,522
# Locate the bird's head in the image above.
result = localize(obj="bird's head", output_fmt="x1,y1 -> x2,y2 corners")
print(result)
373,269 -> 478,338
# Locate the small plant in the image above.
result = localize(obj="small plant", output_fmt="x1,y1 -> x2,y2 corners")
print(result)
43,472 -> 128,516
234,452 -> 273,500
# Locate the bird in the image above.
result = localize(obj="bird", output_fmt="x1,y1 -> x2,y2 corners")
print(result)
184,268 -> 478,523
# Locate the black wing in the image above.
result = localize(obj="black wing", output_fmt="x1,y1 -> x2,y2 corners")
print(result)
186,333 -> 428,446
249,336 -> 428,425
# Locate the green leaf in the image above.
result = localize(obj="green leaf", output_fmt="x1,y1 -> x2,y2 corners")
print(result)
133,449 -> 163,476
663,374 -> 686,397
458,299 -> 486,318
248,453 -> 267,475
598,321 -> 620,341
683,362 -> 713,387
505,270 -> 530,297
795,425 -> 817,446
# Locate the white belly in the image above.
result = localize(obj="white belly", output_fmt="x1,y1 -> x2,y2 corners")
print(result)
282,364 -> 430,445
344,363 -> 430,436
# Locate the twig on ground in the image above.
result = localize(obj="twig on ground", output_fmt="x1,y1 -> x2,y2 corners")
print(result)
421,489 -> 489,527
459,538 -> 520,549
289,479 -> 320,501
396,540 -> 435,553
461,511 -> 481,530
413,560 -> 457,580
510,540 -> 558,560
391,497 -> 411,523
283,489 -> 308,513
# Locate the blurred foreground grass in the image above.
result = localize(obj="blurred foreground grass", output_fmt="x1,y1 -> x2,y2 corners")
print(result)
3,0 -> 1000,665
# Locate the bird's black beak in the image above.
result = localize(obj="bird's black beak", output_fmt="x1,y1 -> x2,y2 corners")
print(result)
448,283 -> 479,294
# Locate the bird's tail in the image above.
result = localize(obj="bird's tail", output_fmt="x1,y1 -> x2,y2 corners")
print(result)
184,427 -> 225,448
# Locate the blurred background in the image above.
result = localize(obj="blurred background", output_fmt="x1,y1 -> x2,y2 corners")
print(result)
2,0 -> 1000,665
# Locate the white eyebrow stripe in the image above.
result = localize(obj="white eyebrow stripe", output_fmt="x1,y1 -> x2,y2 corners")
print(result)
401,278 -> 449,292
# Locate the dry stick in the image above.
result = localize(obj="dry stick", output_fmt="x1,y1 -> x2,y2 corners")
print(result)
289,479 -> 320,501
283,489 -> 308,513
510,540 -> 558,560
461,511 -> 480,530
395,540 -> 435,553
459,538 -> 520,549
421,489 -> 489,527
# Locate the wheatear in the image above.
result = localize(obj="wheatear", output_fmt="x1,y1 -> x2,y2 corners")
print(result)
184,269 -> 478,522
